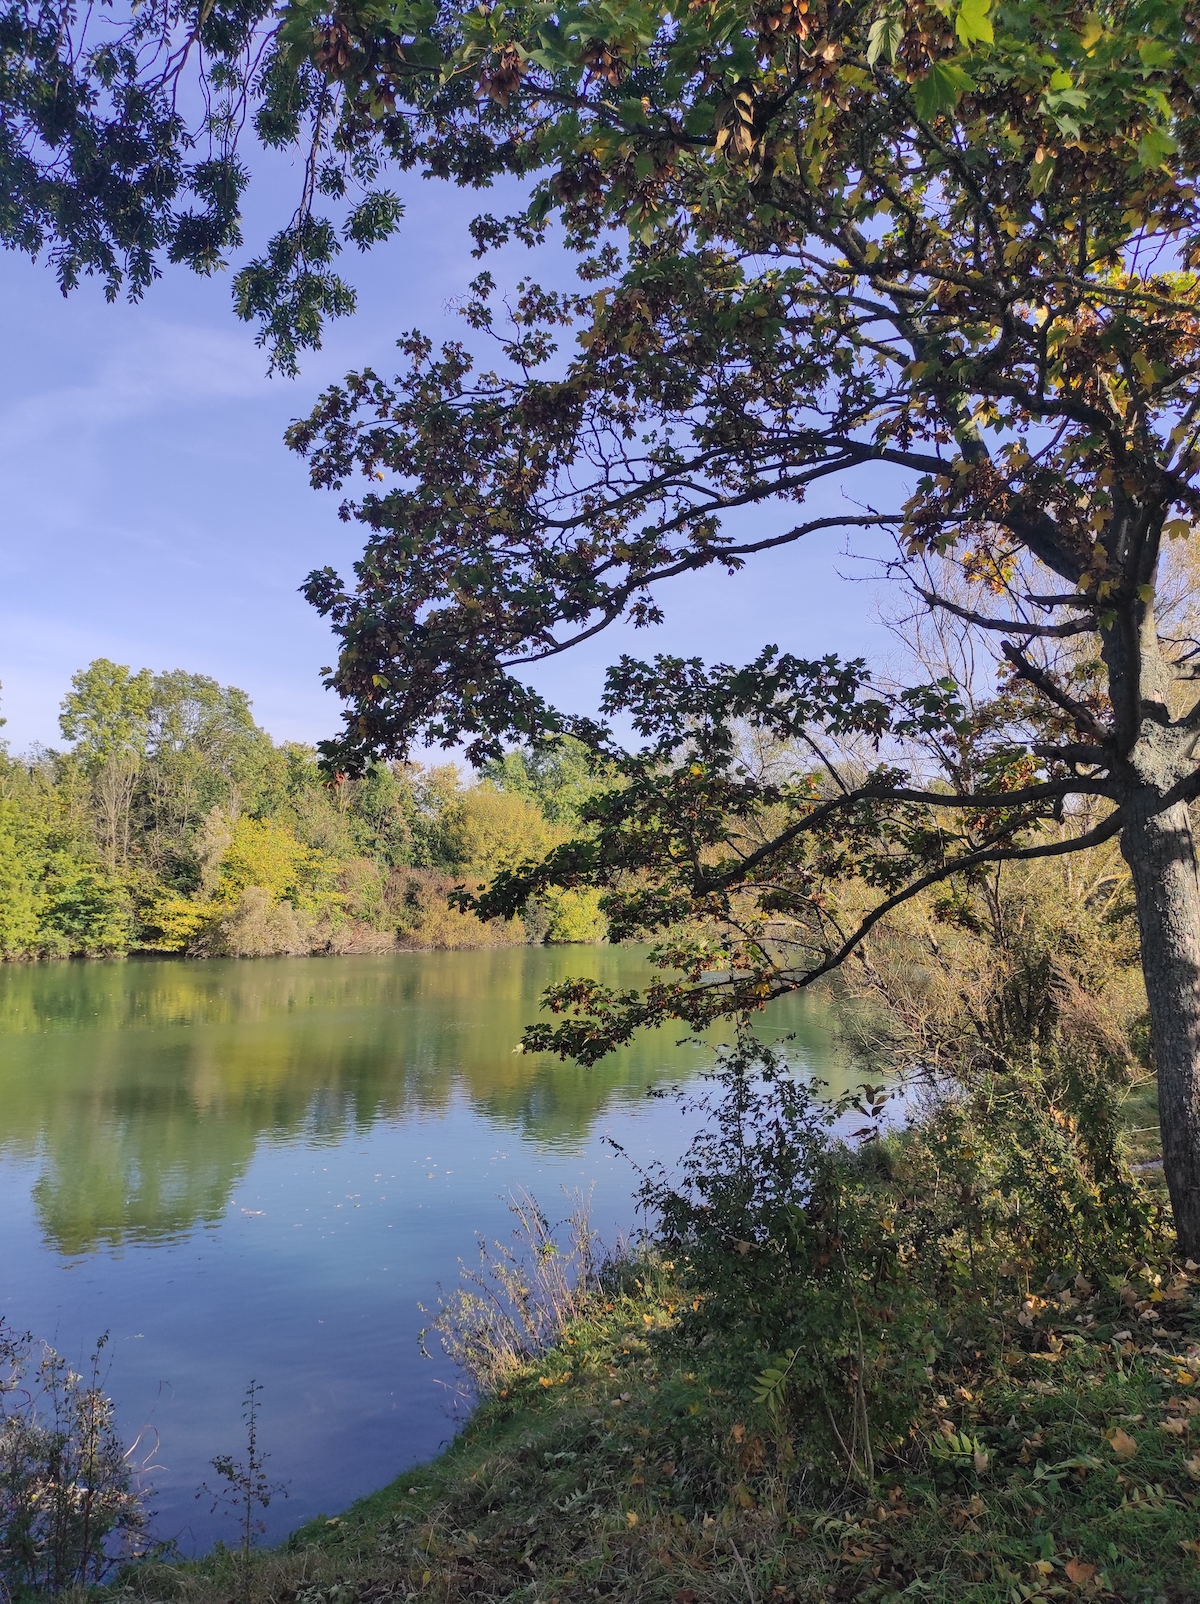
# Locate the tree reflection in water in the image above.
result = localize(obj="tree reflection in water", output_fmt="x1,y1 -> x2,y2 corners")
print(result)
0,948 -> 852,1256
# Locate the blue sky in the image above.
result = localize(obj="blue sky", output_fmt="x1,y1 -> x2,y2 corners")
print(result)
0,165 -> 893,755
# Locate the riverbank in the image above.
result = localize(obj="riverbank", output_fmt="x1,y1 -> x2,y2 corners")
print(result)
112,1246 -> 1200,1604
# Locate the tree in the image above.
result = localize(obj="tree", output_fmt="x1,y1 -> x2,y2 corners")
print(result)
59,659 -> 155,868
14,0 -> 1200,1251
272,0 -> 1200,1253
59,660 -> 153,765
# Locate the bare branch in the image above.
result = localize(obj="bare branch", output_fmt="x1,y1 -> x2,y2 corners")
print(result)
913,583 -> 1095,638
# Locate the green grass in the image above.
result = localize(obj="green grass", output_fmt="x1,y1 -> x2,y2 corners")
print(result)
110,1256 -> 1200,1604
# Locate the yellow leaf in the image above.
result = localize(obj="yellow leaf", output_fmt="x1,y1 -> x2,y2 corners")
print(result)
1104,1426 -> 1139,1461
625,1510 -> 639,1527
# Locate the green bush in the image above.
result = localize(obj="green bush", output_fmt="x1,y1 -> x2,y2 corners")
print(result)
642,1033 -> 1165,1483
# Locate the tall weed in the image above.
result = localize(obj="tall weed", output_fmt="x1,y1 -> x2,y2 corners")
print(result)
422,1189 -> 605,1395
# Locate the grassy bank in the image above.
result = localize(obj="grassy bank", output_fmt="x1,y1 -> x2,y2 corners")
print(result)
115,1248 -> 1200,1604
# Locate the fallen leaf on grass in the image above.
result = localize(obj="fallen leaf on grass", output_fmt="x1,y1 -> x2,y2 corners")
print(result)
625,1510 -> 638,1527
1103,1427 -> 1139,1461
1160,1416 -> 1187,1435
1064,1557 -> 1097,1585
1183,1453 -> 1200,1480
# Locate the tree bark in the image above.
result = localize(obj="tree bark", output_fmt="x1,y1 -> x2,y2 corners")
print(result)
1122,789 -> 1200,1259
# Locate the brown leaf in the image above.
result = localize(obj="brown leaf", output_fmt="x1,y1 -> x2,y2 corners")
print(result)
1065,1557 -> 1097,1585
731,1422 -> 746,1443
1104,1426 -> 1139,1461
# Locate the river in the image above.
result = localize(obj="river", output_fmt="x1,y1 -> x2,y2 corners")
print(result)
0,946 -> 852,1552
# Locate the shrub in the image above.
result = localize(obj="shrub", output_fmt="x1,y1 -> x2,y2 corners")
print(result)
202,888 -> 313,958
642,1032 -> 1165,1484
0,1326 -> 149,1593
390,869 -> 525,949
542,887 -> 607,943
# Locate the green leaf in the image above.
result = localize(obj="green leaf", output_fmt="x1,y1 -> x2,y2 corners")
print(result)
912,60 -> 975,120
955,0 -> 993,47
1137,37 -> 1174,70
1136,124 -> 1178,169
867,13 -> 903,65
1029,147 -> 1055,195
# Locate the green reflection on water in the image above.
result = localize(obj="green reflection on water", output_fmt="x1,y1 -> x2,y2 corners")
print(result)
0,947 -> 850,1257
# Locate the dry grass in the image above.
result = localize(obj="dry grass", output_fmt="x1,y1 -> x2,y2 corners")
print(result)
421,1189 -> 605,1396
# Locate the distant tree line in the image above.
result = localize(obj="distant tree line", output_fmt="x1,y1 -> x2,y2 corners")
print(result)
0,661 -> 606,959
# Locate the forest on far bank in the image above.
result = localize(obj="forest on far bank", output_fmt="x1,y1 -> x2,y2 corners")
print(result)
0,659 -> 607,960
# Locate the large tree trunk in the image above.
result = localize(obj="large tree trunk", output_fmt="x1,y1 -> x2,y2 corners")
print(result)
1121,790 -> 1200,1258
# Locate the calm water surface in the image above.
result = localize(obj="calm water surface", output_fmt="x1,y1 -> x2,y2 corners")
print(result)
0,947 -> 851,1552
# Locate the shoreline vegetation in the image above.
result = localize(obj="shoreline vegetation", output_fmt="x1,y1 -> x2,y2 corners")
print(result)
0,660 -> 609,964
101,1058 -> 1199,1604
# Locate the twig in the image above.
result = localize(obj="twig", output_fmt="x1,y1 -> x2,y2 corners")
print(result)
730,1538 -> 757,1604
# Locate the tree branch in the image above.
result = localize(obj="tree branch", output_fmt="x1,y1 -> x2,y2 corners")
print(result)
913,584 -> 1095,638
695,773 -> 1115,897
999,641 -> 1111,743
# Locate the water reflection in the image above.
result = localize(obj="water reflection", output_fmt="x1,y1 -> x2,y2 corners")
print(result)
0,948 -> 849,1256
0,947 -> 857,1548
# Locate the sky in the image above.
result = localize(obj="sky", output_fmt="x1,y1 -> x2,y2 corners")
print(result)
0,160 -> 896,756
